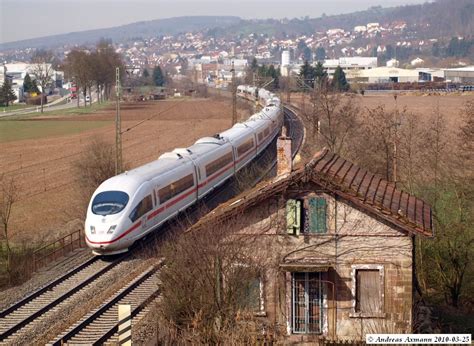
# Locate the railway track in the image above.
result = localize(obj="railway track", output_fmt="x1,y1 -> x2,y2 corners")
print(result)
284,105 -> 305,159
257,105 -> 305,180
0,255 -> 125,344
48,262 -> 163,345
0,105 -> 304,345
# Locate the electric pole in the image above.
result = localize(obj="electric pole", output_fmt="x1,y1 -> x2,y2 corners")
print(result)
115,67 -> 123,175
312,78 -> 320,134
393,94 -> 400,187
231,61 -> 237,125
286,74 -> 291,104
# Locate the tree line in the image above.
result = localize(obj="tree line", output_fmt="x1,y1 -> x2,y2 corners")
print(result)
64,39 -> 124,106
299,60 -> 349,92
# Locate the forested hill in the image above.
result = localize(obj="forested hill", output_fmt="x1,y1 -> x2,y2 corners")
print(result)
0,16 -> 240,51
210,0 -> 474,39
2,0 -> 473,51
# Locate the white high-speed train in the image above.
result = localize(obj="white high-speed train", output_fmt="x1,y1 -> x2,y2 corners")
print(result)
85,85 -> 282,255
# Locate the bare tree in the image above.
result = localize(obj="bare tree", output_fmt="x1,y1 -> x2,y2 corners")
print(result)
457,100 -> 474,184
31,50 -> 55,113
304,87 -> 360,156
355,105 -> 399,180
74,138 -> 117,204
397,109 -> 423,194
422,103 -> 448,201
65,50 -> 94,108
156,219 -> 270,344
414,101 -> 473,308
0,174 -> 19,281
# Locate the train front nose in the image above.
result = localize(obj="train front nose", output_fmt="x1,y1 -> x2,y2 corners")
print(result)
85,222 -> 124,254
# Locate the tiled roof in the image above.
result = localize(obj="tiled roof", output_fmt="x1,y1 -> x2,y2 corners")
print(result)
188,149 -> 434,237
311,149 -> 433,236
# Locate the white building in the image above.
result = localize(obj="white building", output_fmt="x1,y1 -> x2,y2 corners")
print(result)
346,67 -> 443,83
386,59 -> 400,68
410,57 -> 424,66
323,57 -> 378,77
444,66 -> 474,83
3,63 -> 63,103
281,51 -> 290,67
353,25 -> 367,33
367,22 -> 381,33
326,28 -> 345,37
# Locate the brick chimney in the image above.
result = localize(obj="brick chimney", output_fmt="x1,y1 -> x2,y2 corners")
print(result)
277,126 -> 292,176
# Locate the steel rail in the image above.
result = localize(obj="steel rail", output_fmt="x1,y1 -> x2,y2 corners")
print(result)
49,262 -> 163,345
0,254 -> 127,342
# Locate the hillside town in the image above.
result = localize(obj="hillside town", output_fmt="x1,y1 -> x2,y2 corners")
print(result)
0,0 -> 473,344
1,15 -> 474,105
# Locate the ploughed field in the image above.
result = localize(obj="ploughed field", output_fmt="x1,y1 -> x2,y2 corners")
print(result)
293,92 -> 473,131
0,98 -> 239,243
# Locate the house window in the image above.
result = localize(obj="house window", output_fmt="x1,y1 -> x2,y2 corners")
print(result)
237,276 -> 265,314
286,197 -> 327,235
292,272 -> 323,334
351,265 -> 384,317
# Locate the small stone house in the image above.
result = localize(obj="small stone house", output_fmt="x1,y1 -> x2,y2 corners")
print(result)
188,148 -> 434,343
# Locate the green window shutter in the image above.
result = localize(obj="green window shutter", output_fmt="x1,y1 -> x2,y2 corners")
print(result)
286,199 -> 301,235
309,197 -> 327,233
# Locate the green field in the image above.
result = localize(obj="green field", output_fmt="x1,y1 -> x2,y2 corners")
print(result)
0,120 -> 111,142
1,104 -> 32,112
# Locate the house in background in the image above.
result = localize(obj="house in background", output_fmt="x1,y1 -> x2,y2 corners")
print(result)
1,63 -> 64,103
188,148 -> 434,343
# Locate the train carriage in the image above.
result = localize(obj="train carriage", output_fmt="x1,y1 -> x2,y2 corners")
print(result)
220,124 -> 257,172
85,85 -> 283,255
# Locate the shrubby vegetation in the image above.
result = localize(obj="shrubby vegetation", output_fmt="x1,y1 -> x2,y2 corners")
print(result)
155,221 -> 272,344
298,91 -> 473,330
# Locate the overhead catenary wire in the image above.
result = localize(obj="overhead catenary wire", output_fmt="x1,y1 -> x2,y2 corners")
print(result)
4,98 -> 225,201
1,102 -> 186,177
121,98 -> 187,134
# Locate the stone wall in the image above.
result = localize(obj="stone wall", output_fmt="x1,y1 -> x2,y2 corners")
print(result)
224,186 -> 414,342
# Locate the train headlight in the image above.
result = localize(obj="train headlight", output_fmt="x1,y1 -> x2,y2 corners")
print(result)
90,225 -> 96,234
107,225 -> 117,234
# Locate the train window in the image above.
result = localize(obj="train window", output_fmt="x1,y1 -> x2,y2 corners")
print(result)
158,174 -> 195,204
237,138 -> 255,157
92,191 -> 129,216
258,132 -> 263,142
129,195 -> 153,222
264,127 -> 270,137
205,152 -> 233,177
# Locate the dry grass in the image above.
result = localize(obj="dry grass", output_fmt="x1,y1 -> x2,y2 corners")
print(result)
293,92 -> 474,130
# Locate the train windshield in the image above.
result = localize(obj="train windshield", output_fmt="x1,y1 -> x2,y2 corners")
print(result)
91,191 -> 129,216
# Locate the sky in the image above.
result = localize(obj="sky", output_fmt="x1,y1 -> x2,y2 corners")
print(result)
0,0 -> 430,44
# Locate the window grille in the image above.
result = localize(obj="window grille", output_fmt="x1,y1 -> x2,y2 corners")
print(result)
292,272 -> 323,334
